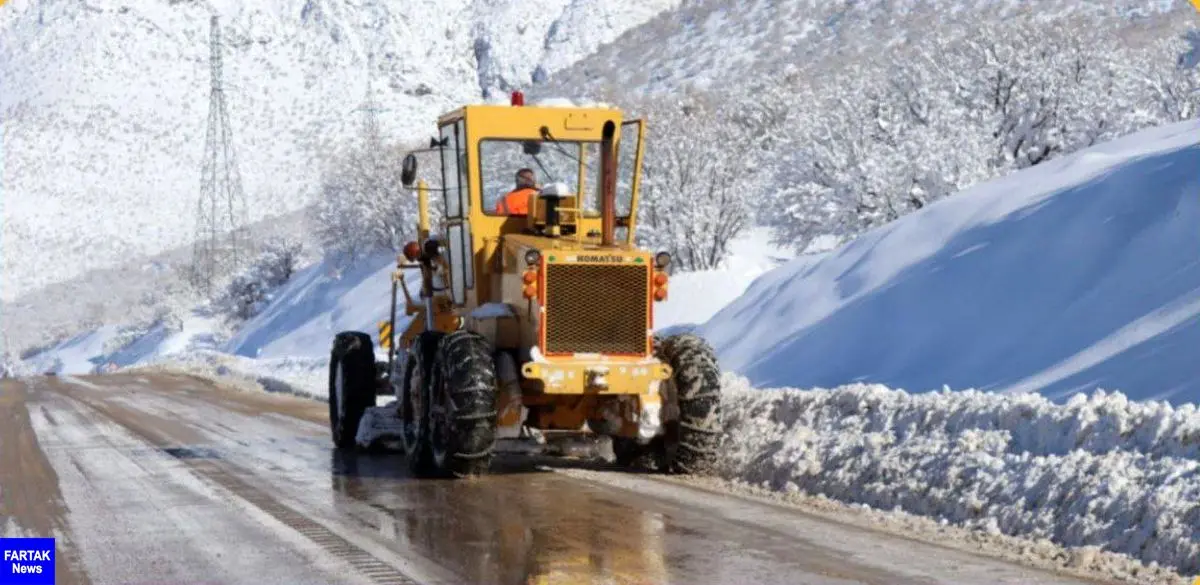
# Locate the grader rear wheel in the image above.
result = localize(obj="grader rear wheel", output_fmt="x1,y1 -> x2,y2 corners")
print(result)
428,330 -> 499,477
400,331 -> 443,475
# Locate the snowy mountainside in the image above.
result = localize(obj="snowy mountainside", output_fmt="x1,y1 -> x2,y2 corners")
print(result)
537,0 -> 1184,97
0,204 -> 317,357
0,0 -> 676,302
698,118 -> 1200,405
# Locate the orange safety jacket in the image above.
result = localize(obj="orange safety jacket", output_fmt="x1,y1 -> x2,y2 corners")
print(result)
495,187 -> 536,215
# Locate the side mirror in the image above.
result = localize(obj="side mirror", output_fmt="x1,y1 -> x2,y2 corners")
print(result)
401,153 -> 418,187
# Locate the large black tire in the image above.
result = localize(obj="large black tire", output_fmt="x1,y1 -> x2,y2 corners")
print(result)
428,330 -> 498,478
400,331 -> 443,475
329,331 -> 377,450
657,333 -> 724,474
613,333 -> 724,474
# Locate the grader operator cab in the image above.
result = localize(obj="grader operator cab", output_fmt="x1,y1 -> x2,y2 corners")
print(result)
327,92 -> 724,478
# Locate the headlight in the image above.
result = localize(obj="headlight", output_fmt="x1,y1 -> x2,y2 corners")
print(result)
654,251 -> 671,269
524,249 -> 541,266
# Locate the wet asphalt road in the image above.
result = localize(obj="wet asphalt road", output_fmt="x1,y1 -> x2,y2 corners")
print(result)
0,373 -> 1113,585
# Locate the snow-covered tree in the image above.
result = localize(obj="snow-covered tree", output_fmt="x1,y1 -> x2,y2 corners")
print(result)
311,137 -> 425,266
629,93 -> 760,272
762,12 -> 1185,254
214,237 -> 305,321
1130,30 -> 1200,123
765,61 -> 965,251
0,353 -> 21,378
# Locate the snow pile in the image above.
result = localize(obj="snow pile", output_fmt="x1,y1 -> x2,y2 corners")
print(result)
222,250 -> 409,361
720,374 -> 1200,576
0,0 -> 676,302
127,349 -> 330,401
652,228 -> 795,334
356,405 -> 405,449
699,117 -> 1200,404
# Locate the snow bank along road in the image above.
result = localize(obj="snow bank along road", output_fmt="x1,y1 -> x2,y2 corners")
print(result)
1,373 -> 1119,585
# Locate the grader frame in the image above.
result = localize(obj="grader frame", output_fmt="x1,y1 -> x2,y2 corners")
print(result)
327,92 -> 724,478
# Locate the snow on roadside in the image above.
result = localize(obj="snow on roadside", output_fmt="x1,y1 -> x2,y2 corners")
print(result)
222,251 -> 406,361
698,118 -> 1200,404
355,406 -> 405,449
19,309 -> 227,376
718,373 -> 1200,579
125,349 -> 329,401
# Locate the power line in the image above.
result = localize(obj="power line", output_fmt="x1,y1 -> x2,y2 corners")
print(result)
190,14 -> 249,297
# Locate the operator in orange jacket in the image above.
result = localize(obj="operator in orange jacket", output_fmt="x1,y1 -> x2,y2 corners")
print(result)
494,168 -> 538,216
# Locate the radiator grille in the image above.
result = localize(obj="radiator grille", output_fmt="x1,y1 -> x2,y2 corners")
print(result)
544,263 -> 648,355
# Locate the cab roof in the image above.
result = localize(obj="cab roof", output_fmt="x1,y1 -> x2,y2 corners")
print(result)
435,92 -> 621,127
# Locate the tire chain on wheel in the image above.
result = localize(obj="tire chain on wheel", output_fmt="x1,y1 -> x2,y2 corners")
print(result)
655,333 -> 724,474
430,330 -> 499,477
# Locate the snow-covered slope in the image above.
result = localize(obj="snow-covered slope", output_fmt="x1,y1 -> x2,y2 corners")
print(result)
223,250 -> 402,360
700,118 -> 1200,405
537,0 -> 1183,97
0,0 -> 675,302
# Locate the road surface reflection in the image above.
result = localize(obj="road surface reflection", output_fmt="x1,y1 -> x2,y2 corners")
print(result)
329,450 -> 670,584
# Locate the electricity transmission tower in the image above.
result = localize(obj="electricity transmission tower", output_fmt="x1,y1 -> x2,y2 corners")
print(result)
346,53 -> 390,211
191,14 -> 249,296
353,53 -> 388,163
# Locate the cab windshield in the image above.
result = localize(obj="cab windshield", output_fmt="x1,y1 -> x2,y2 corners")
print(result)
480,139 -> 601,217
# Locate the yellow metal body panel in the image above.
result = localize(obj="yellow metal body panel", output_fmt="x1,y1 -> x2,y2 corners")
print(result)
521,359 -> 670,394
497,233 -> 655,356
397,295 -> 461,349
441,104 -> 638,307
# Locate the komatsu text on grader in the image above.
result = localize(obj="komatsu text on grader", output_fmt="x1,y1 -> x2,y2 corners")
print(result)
326,92 -> 724,478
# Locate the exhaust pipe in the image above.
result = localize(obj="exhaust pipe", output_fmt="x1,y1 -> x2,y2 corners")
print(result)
600,121 -> 617,247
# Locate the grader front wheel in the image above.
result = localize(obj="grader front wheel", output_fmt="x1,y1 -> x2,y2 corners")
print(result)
614,333 -> 724,474
658,333 -> 724,474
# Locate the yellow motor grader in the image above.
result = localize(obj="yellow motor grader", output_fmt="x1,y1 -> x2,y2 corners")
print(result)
327,92 -> 724,478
